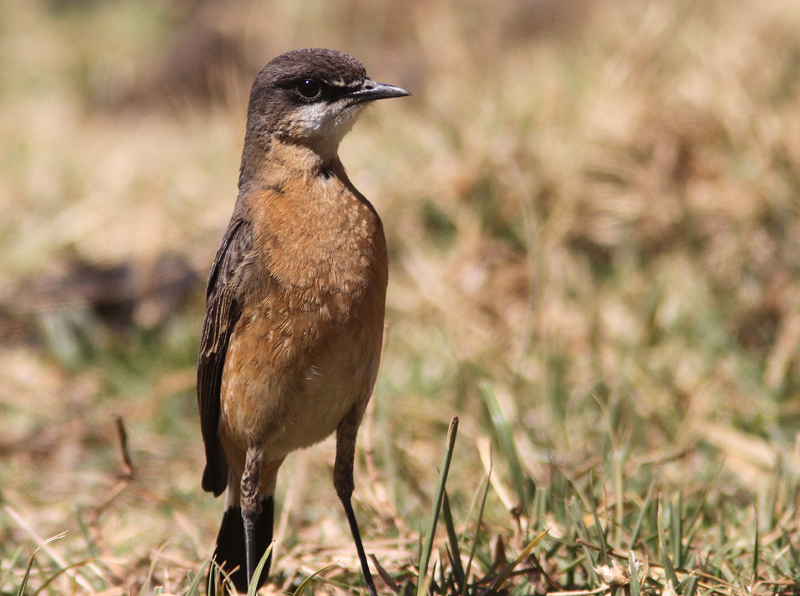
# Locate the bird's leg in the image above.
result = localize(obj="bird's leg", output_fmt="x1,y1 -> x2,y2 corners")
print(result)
335,411 -> 378,596
241,447 -> 263,586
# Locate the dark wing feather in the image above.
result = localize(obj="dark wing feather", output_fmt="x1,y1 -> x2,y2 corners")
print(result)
197,216 -> 253,496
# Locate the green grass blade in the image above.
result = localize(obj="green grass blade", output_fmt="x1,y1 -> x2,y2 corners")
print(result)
657,498 -> 678,587
479,382 -> 528,506
74,509 -> 98,561
442,490 -> 465,588
670,492 -> 683,569
767,463 -> 780,533
569,498 -> 599,585
15,532 -> 67,596
630,476 -> 657,549
751,502 -> 759,583
183,555 -> 211,596
785,530 -> 800,571
140,542 -> 172,596
247,542 -> 274,596
613,445 -> 627,550
369,554 -> 401,594
589,474 -> 609,567
208,558 -> 238,596
14,573 -> 28,596
628,552 -> 640,596
685,462 -> 722,538
31,559 -> 97,596
461,469 -> 491,596
292,562 -> 336,596
683,575 -> 698,596
460,451 -> 491,547
417,416 -> 458,596
31,557 -> 50,596
0,547 -> 24,592
419,560 -> 437,596
482,530 -> 547,595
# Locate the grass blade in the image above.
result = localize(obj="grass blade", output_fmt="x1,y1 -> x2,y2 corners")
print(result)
15,532 -> 67,596
369,554 -> 401,594
31,559 -> 98,596
785,530 -> 800,571
74,509 -> 98,561
479,382 -> 528,506
460,443 -> 491,547
630,476 -> 657,550
629,552 -> 640,596
589,474 -> 609,567
292,562 -> 335,596
247,542 -> 274,596
417,416 -> 459,596
461,470 -> 491,596
657,498 -> 679,587
570,498 -> 599,585
6,507 -> 99,592
207,558 -> 237,596
442,490 -> 465,588
684,462 -> 722,537
670,492 -> 683,569
481,530 -> 547,595
683,575 -> 698,596
0,547 -> 23,592
139,541 -> 172,596
751,502 -> 759,583
183,555 -> 211,596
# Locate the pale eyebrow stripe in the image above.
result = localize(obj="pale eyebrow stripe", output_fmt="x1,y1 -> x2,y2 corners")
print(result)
328,77 -> 363,88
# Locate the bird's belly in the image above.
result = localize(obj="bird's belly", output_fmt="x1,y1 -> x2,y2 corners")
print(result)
219,297 -> 383,462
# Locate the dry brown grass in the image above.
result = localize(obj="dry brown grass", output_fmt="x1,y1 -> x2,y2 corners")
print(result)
2,0 -> 800,594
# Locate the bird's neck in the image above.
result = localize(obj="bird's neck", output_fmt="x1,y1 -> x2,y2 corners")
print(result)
238,134 -> 342,192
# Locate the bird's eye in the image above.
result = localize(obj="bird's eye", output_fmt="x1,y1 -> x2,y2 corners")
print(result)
296,79 -> 321,99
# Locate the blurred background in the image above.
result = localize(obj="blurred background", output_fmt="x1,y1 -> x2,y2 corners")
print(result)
2,0 -> 800,592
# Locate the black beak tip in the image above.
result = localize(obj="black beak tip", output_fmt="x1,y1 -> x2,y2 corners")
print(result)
358,80 -> 411,101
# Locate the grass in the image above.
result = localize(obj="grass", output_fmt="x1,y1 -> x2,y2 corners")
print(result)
2,0 -> 800,593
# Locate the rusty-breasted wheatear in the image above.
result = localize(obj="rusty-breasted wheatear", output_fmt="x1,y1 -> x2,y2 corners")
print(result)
197,48 -> 409,594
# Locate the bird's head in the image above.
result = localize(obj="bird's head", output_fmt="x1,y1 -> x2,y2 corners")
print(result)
245,48 -> 410,160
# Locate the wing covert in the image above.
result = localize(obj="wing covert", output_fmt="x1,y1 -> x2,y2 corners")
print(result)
197,217 -> 253,496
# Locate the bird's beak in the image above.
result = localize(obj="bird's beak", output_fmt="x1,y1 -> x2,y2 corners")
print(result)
347,79 -> 411,104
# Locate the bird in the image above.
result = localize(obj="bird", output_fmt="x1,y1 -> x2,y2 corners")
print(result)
196,48 -> 409,595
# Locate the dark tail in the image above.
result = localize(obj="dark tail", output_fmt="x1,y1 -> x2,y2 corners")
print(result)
208,496 -> 274,595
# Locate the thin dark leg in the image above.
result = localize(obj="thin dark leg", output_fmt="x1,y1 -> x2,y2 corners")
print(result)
243,514 -> 257,583
339,492 -> 379,596
334,408 -> 378,596
241,448 -> 263,587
